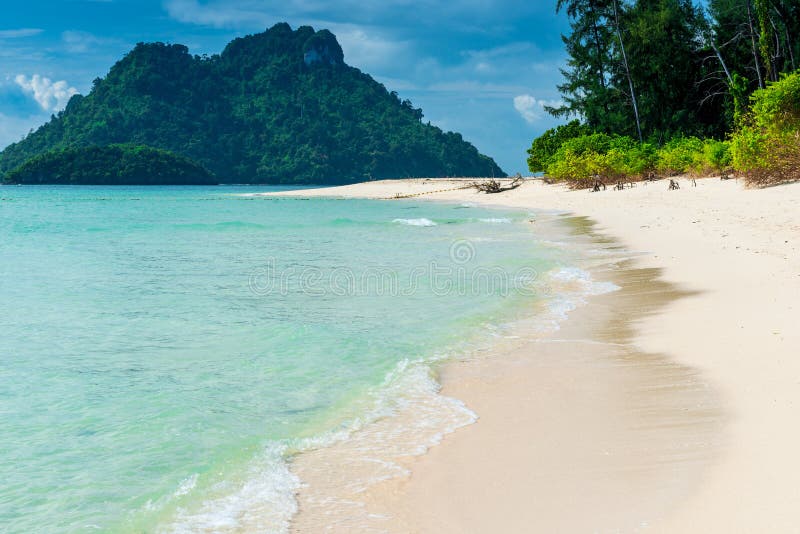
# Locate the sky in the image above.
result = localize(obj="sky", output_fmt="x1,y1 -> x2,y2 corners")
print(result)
0,0 -> 572,174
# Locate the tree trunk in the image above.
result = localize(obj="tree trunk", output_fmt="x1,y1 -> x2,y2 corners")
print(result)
773,2 -> 796,71
746,0 -> 766,88
612,0 -> 643,143
711,36 -> 734,85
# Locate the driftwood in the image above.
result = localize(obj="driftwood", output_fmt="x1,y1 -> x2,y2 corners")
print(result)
473,175 -> 523,194
592,178 -> 606,192
669,179 -> 680,190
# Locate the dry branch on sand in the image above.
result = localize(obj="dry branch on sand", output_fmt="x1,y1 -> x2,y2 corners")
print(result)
472,175 -> 524,194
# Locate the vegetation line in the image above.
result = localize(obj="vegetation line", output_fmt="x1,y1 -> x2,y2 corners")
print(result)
530,0 -> 799,189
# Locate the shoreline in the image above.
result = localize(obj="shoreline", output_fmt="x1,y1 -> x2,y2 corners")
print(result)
271,177 -> 800,531
286,208 -> 628,532
360,257 -> 725,532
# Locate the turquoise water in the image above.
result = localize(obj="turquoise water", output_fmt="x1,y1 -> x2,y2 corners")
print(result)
0,186 -> 560,532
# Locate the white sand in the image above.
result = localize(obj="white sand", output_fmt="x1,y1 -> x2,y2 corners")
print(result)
275,177 -> 800,532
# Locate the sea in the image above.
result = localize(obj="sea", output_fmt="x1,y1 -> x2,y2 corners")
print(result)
0,185 -> 612,532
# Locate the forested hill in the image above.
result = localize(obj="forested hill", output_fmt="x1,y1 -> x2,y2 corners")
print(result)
3,145 -> 217,185
0,23 -> 504,184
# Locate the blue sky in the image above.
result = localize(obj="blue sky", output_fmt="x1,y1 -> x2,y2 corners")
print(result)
0,0 -> 571,174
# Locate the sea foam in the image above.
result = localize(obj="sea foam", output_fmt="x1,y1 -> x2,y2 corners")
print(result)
478,217 -> 512,224
533,266 -> 621,330
393,218 -> 437,226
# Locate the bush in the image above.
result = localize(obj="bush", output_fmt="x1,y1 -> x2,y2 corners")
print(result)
545,133 -> 652,186
621,142 -> 658,176
535,124 -> 732,187
701,139 -> 732,172
656,137 -> 704,175
730,71 -> 800,186
526,120 -> 591,173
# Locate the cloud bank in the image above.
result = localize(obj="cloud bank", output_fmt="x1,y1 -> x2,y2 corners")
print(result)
14,74 -> 78,112
0,28 -> 44,39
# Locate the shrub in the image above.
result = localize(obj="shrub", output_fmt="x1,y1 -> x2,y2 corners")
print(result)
545,133 -> 652,187
536,125 -> 735,187
526,120 -> 592,173
656,137 -> 704,175
730,71 -> 800,186
701,139 -> 732,172
621,142 -> 658,176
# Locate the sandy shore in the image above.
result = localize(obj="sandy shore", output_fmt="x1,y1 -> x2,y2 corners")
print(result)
272,177 -> 800,532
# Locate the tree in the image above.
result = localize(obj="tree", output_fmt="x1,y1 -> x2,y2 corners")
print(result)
622,0 -> 717,139
548,0 -> 629,132
551,0 -> 727,140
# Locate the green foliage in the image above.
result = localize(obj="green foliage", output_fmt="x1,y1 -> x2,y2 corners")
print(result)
730,71 -> 800,185
551,0 -> 800,141
532,0 -> 800,186
656,137 -> 704,174
729,73 -> 751,126
701,139 -> 733,171
526,120 -> 592,172
550,0 -> 628,132
530,126 -> 731,186
748,70 -> 800,131
544,132 -> 657,184
3,144 -> 217,185
552,0 -> 728,140
623,141 -> 659,175
657,137 -> 732,175
0,24 -> 503,184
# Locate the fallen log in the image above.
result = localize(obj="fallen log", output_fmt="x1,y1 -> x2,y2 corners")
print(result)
472,175 -> 523,194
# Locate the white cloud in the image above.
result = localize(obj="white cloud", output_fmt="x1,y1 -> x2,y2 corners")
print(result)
62,31 -> 103,53
0,28 -> 43,39
164,0 -> 271,28
14,74 -> 78,112
332,27 -> 408,71
513,94 -> 562,123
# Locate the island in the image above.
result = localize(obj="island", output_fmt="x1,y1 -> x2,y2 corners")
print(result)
0,24 -> 504,185
2,144 -> 217,185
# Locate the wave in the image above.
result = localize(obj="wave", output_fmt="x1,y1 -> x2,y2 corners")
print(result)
154,218 -> 618,533
392,218 -> 437,227
533,266 -> 620,330
160,356 -> 474,534
287,357 -> 477,531
154,264 -> 619,533
162,443 -> 298,534
477,217 -> 512,224
546,266 -> 620,296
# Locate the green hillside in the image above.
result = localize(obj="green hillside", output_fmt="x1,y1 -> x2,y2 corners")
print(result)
0,23 -> 504,184
3,144 -> 216,185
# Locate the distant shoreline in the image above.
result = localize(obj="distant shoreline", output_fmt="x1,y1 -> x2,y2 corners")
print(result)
269,177 -> 800,532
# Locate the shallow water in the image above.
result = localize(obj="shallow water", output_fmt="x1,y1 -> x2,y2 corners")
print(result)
0,185 -> 571,532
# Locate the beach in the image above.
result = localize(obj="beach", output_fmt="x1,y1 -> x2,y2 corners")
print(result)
271,177 -> 800,532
